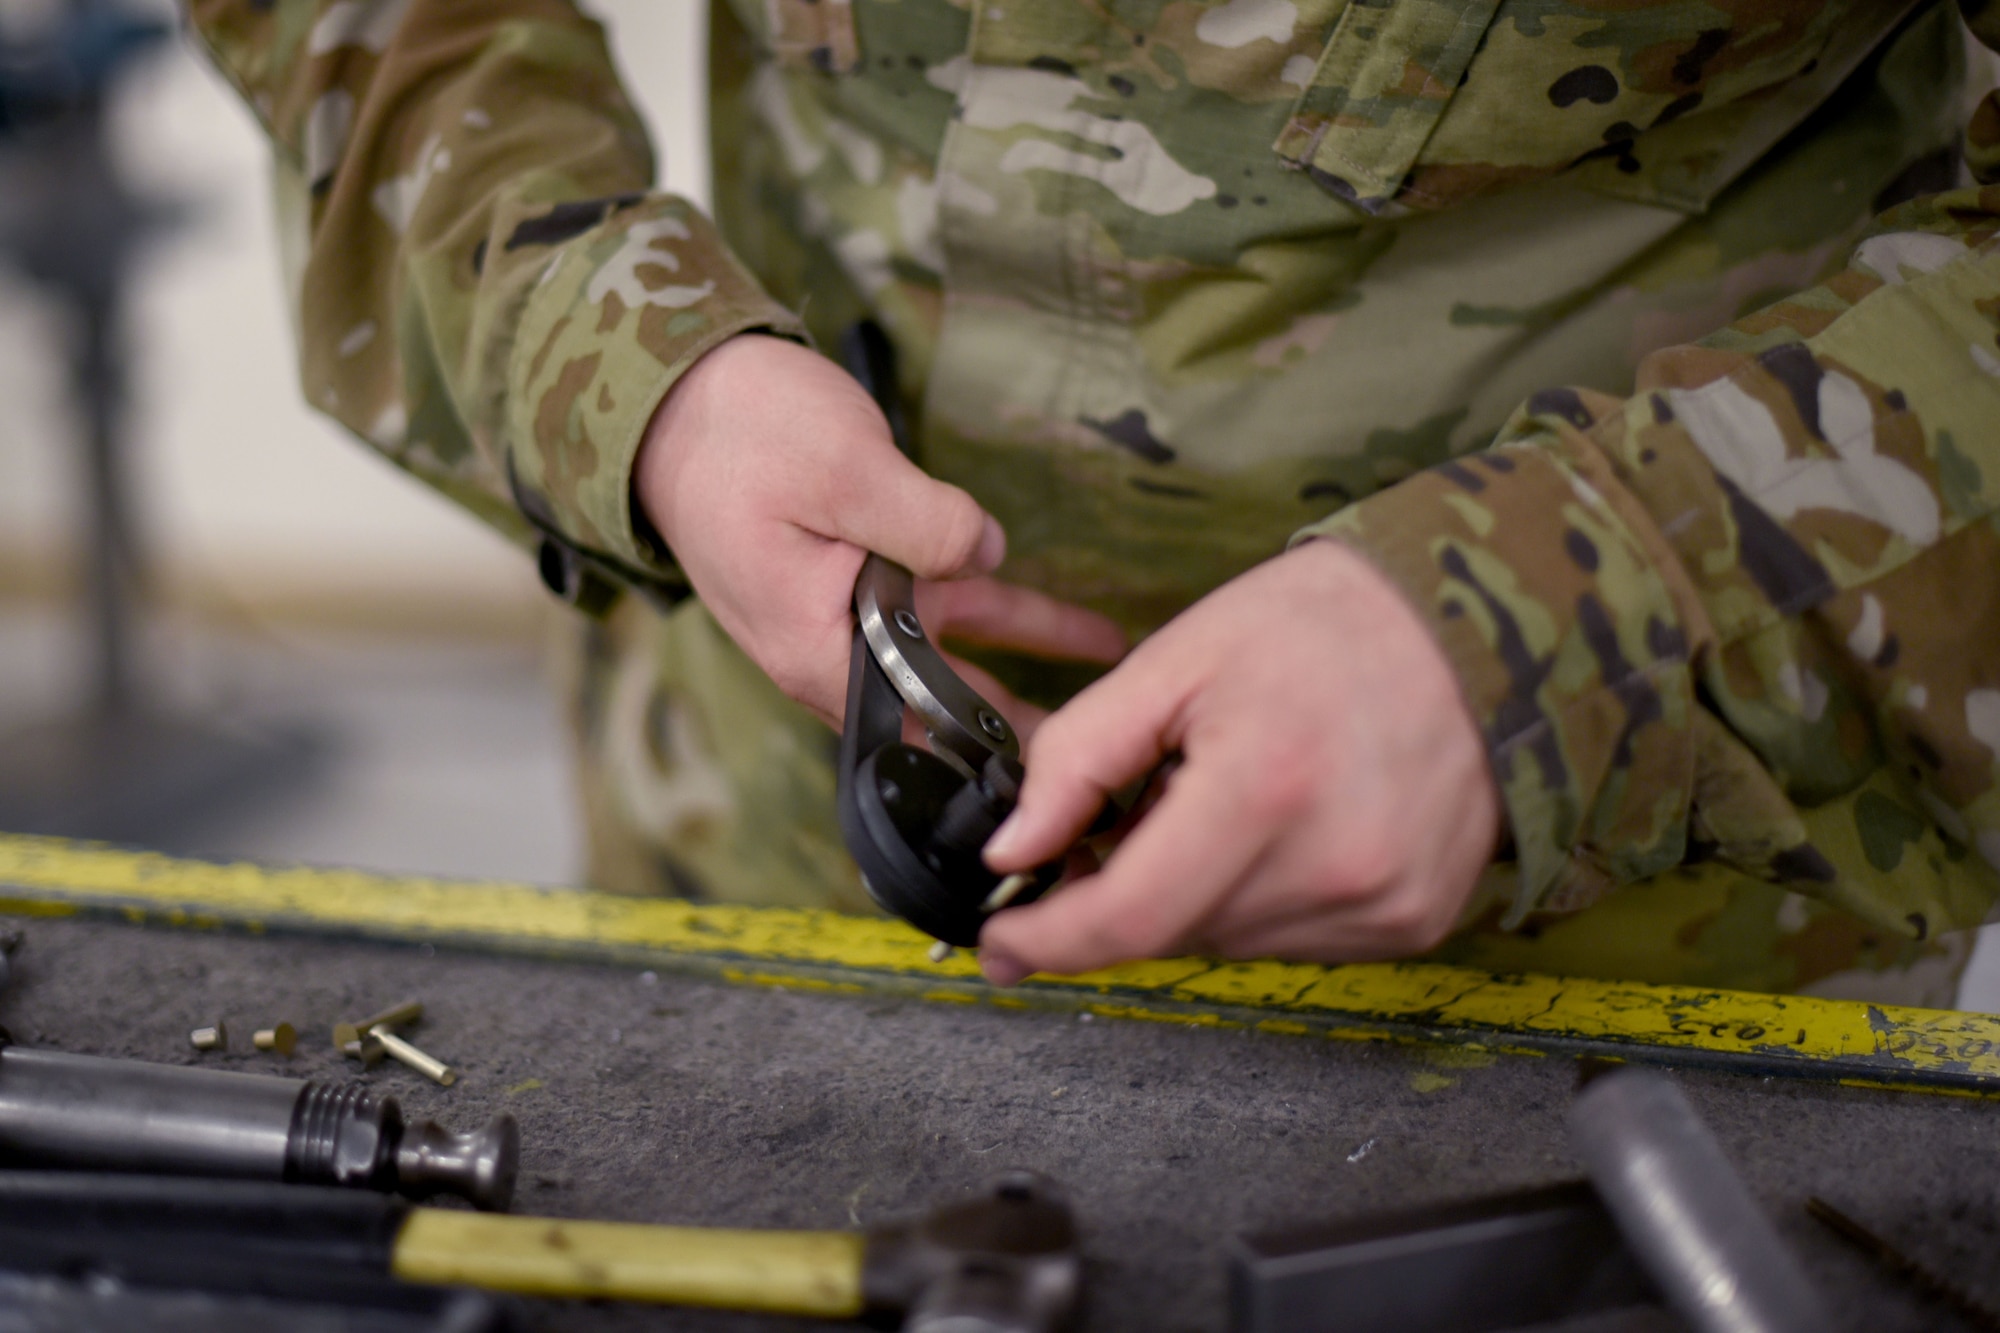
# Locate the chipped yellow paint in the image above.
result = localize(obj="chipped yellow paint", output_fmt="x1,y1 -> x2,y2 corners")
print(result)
719,969 -> 869,996
1083,1002 -> 1245,1030
1408,1072 -> 1458,1094
1422,1045 -> 1499,1071
1838,1078 -> 1989,1100
3,834 -> 1999,1094
1255,1019 -> 1312,1037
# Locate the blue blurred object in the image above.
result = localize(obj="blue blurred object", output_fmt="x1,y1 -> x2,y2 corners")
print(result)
0,1 -> 171,135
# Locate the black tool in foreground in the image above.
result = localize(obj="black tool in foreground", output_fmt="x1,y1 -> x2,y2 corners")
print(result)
0,1042 -> 517,1210
0,1168 -> 1082,1331
0,1172 -> 505,1332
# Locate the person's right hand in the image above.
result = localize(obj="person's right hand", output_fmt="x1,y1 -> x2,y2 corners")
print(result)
634,334 -> 1128,731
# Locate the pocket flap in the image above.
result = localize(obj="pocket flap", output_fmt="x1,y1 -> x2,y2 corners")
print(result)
1272,0 -> 1506,213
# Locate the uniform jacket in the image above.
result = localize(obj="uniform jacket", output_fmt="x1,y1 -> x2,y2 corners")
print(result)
185,0 -> 2000,992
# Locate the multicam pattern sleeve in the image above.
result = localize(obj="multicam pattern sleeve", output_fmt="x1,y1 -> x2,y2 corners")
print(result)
183,0 -> 803,603
1304,10 -> 2000,941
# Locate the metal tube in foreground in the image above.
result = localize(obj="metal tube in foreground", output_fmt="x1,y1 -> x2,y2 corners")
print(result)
1571,1069 -> 1826,1333
0,1046 -> 516,1210
0,1046 -> 299,1179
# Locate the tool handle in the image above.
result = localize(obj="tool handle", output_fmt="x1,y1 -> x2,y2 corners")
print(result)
0,1172 -> 407,1300
393,1209 -> 868,1317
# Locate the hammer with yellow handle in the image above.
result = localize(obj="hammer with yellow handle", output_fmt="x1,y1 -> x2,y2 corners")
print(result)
0,1170 -> 1081,1333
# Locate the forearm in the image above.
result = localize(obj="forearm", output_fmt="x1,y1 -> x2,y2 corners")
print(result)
1305,172 -> 2000,937
184,0 -> 802,594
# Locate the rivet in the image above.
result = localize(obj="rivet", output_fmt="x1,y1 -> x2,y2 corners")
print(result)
331,999 -> 422,1052
340,1034 -> 387,1067
189,1023 -> 228,1052
982,872 -> 1035,913
371,1027 -> 459,1087
253,1023 -> 297,1055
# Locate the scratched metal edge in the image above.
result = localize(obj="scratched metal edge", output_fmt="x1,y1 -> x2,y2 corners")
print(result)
2,866 -> 1998,1097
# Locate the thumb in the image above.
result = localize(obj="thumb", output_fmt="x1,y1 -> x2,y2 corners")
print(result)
982,652 -> 1188,873
822,451 -> 1006,581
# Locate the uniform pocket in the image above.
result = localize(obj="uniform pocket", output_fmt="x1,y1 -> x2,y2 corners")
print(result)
721,0 -> 862,74
1274,0 -> 1924,217
1272,0 -> 1507,214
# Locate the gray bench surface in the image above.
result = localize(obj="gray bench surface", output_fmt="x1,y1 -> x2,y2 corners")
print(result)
4,913 -> 1994,1332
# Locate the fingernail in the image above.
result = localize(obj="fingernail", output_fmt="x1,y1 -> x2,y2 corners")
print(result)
980,949 -> 1029,987
972,515 -> 1006,574
983,812 -> 1026,867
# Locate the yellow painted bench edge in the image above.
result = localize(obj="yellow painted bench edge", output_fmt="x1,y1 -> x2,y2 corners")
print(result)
2,834 -> 1995,1096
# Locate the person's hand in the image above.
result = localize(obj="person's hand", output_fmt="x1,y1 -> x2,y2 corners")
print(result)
634,334 -> 1127,731
976,539 -> 1501,982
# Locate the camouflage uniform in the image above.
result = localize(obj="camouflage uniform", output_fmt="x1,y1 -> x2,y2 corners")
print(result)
188,0 -> 2000,1002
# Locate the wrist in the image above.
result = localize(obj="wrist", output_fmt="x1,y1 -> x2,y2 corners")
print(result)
1290,536 -> 1504,844
632,331 -> 791,552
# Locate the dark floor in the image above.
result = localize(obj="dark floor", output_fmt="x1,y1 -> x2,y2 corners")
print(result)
3,914 -> 1996,1332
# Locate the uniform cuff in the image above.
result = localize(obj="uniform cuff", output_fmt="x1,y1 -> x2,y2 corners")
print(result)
1293,424 -> 1700,923
504,196 -> 805,599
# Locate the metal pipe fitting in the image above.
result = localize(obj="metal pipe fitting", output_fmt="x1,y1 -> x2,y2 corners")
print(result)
0,1045 -> 516,1211
1570,1068 -> 1825,1333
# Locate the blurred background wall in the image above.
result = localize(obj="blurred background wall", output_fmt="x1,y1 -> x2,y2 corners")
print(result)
0,0 -> 708,887
0,0 -> 707,635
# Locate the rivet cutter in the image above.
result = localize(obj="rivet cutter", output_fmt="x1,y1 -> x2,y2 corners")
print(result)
834,323 -> 1060,948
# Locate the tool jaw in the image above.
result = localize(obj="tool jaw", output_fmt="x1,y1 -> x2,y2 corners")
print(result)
855,559 -> 1019,775
838,593 -> 1058,948
862,1172 -> 1081,1333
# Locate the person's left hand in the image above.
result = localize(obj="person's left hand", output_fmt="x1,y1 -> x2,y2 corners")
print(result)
975,539 -> 1503,983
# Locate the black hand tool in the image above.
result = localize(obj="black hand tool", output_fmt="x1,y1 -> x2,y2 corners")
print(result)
837,552 -> 1060,947
0,1167 -> 1082,1331
834,322 -> 1060,947
0,1171 -> 504,1330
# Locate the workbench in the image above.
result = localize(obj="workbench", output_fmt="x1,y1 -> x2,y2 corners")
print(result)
2,834 -> 1996,1332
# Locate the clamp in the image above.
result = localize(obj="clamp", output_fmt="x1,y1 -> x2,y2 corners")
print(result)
836,553 -> 1059,947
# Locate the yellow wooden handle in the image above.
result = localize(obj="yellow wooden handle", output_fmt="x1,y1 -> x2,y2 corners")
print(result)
392,1209 -> 868,1317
